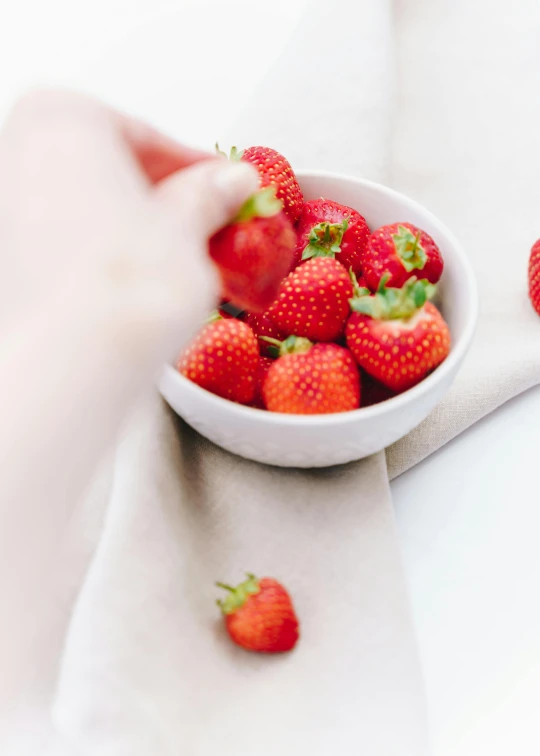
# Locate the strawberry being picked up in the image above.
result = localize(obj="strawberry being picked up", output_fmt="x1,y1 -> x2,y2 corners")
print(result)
361,222 -> 444,291
217,573 -> 299,653
294,198 -> 370,274
346,277 -> 450,392
209,188 -> 296,313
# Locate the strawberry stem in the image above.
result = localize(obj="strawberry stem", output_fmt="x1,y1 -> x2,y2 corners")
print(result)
215,582 -> 235,592
260,336 -> 282,348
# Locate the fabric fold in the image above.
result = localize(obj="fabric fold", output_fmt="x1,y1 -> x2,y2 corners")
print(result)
54,397 -> 429,755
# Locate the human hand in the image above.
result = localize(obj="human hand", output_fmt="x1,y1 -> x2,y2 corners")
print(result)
0,89 -> 258,711
0,88 -> 258,358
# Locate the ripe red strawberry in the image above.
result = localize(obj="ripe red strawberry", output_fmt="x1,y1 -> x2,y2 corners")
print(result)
346,278 -> 451,392
217,573 -> 299,653
217,144 -> 304,223
241,146 -> 304,223
178,316 -> 258,404
268,258 -> 354,342
244,310 -> 287,357
528,239 -> 540,315
251,355 -> 274,409
293,198 -> 370,273
262,336 -> 360,414
209,188 -> 296,313
361,222 -> 444,291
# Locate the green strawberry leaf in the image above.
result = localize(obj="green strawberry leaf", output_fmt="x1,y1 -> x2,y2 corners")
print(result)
205,310 -> 223,324
216,573 -> 260,615
350,277 -> 437,321
260,335 -> 312,356
234,187 -> 282,223
302,218 -> 349,261
349,269 -> 371,298
215,143 -> 244,161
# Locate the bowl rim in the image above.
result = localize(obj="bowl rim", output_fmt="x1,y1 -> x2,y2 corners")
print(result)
164,170 -> 479,427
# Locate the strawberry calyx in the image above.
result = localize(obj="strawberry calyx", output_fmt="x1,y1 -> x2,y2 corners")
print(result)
350,276 -> 437,320
233,187 -> 282,223
301,218 -> 349,261
349,269 -> 370,298
261,335 -> 312,357
393,225 -> 427,272
216,573 -> 260,615
205,310 -> 223,324
215,143 -> 244,161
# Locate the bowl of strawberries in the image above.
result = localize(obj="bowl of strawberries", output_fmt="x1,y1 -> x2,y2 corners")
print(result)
160,147 -> 478,468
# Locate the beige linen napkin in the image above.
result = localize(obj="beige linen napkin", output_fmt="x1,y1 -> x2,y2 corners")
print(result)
50,397 -> 427,755
18,0 -> 540,754
385,0 -> 540,478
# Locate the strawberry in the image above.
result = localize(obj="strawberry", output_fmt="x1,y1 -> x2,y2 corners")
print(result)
216,573 -> 299,653
241,146 -> 303,223
209,188 -> 296,313
346,278 -> 451,392
268,258 -> 354,342
361,222 -> 444,291
178,315 -> 258,404
528,239 -> 540,316
293,198 -> 370,274
244,310 -> 287,357
251,355 -> 274,409
217,144 -> 303,223
262,336 -> 360,414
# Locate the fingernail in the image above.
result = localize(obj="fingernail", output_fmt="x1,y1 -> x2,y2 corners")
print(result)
213,161 -> 259,205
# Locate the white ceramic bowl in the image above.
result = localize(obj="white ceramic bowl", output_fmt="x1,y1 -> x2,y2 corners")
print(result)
160,171 -> 478,468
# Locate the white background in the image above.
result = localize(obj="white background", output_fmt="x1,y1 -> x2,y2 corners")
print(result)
2,1 -> 540,753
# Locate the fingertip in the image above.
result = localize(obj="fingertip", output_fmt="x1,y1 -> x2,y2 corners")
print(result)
211,160 -> 260,214
153,158 -> 260,238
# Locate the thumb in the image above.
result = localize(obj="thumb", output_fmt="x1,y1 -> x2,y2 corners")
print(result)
153,158 -> 259,238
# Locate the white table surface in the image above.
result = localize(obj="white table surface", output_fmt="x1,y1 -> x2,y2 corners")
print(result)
3,2 -> 540,753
